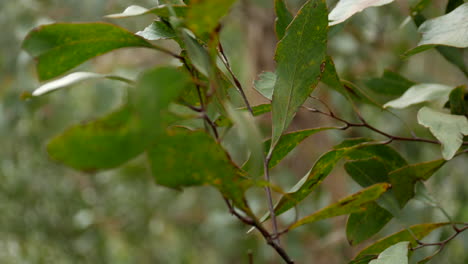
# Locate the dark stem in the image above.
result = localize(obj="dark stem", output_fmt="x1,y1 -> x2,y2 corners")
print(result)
223,199 -> 295,264
217,42 -> 254,114
263,152 -> 280,245
412,225 -> 468,251
304,106 -> 468,146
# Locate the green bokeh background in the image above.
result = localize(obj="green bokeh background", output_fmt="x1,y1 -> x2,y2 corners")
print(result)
0,0 -> 466,263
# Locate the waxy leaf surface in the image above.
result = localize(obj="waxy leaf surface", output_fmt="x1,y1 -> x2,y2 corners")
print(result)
270,0 -> 328,148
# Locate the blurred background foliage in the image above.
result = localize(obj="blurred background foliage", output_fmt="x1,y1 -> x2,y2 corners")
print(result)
0,0 -> 466,263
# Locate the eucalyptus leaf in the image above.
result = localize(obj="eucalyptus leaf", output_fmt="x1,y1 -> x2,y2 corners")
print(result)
130,66 -> 191,134
384,84 -> 454,109
272,138 -> 372,217
364,70 -> 415,97
185,0 -> 236,39
274,0 -> 293,40
368,241 -> 409,264
32,72 -> 133,96
136,21 -> 176,40
226,103 -> 264,177
47,106 -> 146,171
270,0 -> 328,148
254,71 -> 276,100
355,223 -> 449,258
328,0 -> 394,26
105,5 -> 187,19
389,158 -> 446,207
289,183 -> 391,230
417,3 -> 468,48
417,107 -> 468,159
22,23 -> 153,81
147,128 -> 250,209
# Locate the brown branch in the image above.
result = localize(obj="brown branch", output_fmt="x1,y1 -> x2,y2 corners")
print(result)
223,199 -> 295,264
217,42 -> 254,114
304,106 -> 468,146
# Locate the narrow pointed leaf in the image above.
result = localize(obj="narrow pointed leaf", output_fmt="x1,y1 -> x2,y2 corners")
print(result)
22,23 -> 153,81
355,223 -> 449,258
328,0 -> 394,26
32,72 -> 133,96
274,0 -> 293,40
268,127 -> 337,168
289,183 -> 391,230
368,241 -> 409,264
270,0 -> 328,148
105,5 -> 187,19
384,84 -> 454,109
136,21 -> 176,40
389,158 -> 446,207
273,138 -> 372,216
417,107 -> 468,159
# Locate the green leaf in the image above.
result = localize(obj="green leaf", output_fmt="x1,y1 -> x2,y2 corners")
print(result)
215,104 -> 271,127
344,150 -> 407,245
346,202 -> 393,245
417,107 -> 468,159
368,241 -> 409,264
182,31 -> 213,77
186,0 -> 236,38
32,72 -> 134,96
22,23 -> 153,81
389,158 -> 446,207
328,0 -> 394,26
147,128 -> 249,208
136,21 -> 176,40
416,3 -> 468,48
268,127 -> 337,168
289,183 -> 391,230
272,138 -> 372,217
226,103 -> 264,177
383,84 -> 454,109
270,0 -> 328,148
355,223 -> 449,258
105,5 -> 187,19
274,0 -> 293,40
130,66 -> 191,134
254,71 -> 276,100
448,85 -> 467,115
47,106 -> 146,171
364,70 -> 415,97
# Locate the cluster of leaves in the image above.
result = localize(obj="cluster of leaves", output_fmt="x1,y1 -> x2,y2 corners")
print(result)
21,0 -> 467,263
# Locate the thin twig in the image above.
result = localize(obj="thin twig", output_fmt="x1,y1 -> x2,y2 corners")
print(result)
217,42 -> 254,114
304,106 -> 468,146
263,152 -> 280,245
223,199 -> 295,264
411,225 -> 468,257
